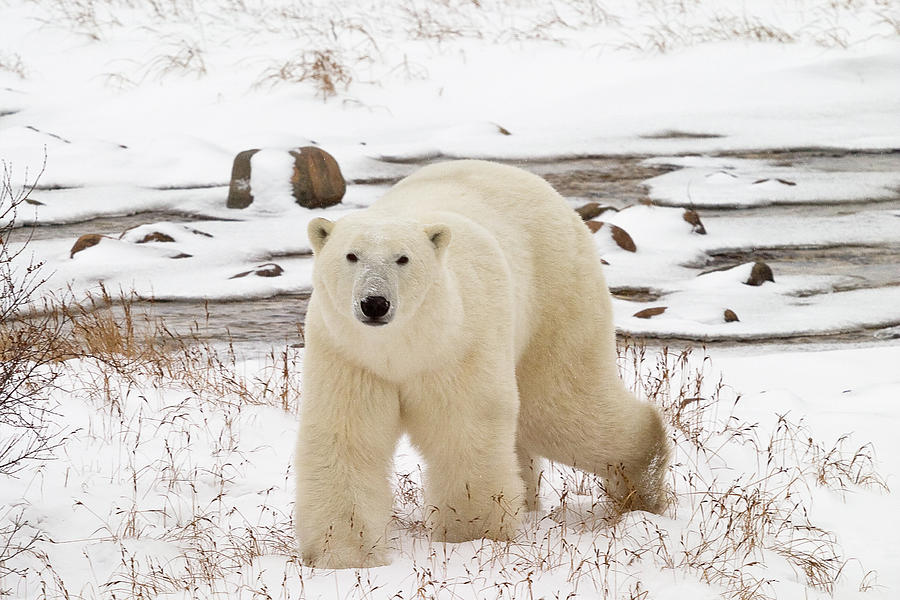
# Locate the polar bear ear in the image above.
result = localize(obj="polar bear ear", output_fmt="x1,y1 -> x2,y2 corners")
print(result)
425,224 -> 451,257
308,218 -> 335,254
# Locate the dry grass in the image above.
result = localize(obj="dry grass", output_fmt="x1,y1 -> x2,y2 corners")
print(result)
18,0 -> 900,98
54,287 -> 302,413
255,49 -> 353,101
0,53 -> 27,79
0,297 -> 890,598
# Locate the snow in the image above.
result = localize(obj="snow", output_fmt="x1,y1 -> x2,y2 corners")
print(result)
2,0 -> 900,598
249,150 -> 298,214
4,343 -> 898,599
646,156 -> 900,208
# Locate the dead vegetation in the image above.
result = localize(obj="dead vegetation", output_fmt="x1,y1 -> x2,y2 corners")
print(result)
0,290 -> 890,598
18,0 -> 900,99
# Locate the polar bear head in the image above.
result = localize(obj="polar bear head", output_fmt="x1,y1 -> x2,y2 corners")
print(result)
307,214 -> 451,329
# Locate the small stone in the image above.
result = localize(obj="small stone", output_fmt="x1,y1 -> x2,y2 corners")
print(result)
576,202 -> 616,221
254,263 -> 284,277
586,221 -> 636,252
682,209 -> 707,234
724,309 -> 739,322
634,307 -> 667,319
610,225 -> 637,252
187,227 -> 213,238
136,232 -> 175,243
230,263 -> 284,279
70,234 -> 106,258
745,261 -> 775,286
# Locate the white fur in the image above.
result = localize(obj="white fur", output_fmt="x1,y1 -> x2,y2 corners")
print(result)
295,160 -> 670,568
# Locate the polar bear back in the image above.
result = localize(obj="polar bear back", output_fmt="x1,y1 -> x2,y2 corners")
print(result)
372,159 -> 613,362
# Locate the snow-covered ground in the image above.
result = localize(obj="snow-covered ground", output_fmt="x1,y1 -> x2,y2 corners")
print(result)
2,0 -> 899,598
3,342 -> 897,599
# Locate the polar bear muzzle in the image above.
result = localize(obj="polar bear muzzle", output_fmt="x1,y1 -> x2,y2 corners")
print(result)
352,270 -> 397,326
359,295 -> 391,324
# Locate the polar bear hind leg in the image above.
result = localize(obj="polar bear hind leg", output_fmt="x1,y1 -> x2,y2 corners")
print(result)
515,331 -> 670,515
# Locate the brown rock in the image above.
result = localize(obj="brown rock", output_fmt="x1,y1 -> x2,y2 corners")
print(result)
586,221 -> 636,251
611,225 -> 636,252
230,263 -> 284,279
576,202 -> 616,221
745,261 -> 775,286
226,149 -> 260,209
752,178 -> 796,186
586,220 -> 604,233
288,146 -> 346,209
724,309 -> 739,322
70,234 -> 106,258
633,306 -> 667,319
187,227 -> 213,238
682,209 -> 707,234
136,231 -> 175,243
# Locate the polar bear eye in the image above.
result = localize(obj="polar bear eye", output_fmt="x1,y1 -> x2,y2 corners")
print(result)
346,253 -> 358,262
396,255 -> 409,265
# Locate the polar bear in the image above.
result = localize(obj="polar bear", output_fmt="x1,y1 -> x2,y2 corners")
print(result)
295,160 -> 669,569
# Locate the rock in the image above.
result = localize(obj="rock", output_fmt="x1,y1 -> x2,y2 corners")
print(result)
682,209 -> 707,234
187,227 -> 213,238
633,307 -> 667,319
587,221 -> 636,252
752,178 -> 796,186
70,234 -> 106,258
745,261 -> 774,286
288,146 -> 346,209
120,224 -> 213,243
136,231 -> 175,243
586,220 -> 603,233
610,225 -> 637,252
724,309 -> 739,322
228,147 -> 346,210
230,263 -> 284,279
226,149 -> 260,209
575,202 -> 616,221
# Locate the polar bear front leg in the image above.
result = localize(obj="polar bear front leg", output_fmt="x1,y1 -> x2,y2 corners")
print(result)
295,354 -> 400,569
404,373 -> 525,543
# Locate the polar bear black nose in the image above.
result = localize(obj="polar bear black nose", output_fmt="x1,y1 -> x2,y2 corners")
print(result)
360,296 -> 390,320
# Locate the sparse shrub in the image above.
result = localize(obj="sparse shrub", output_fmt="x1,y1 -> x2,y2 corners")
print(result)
0,161 -> 67,586
0,160 -> 63,477
256,49 -> 353,100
